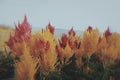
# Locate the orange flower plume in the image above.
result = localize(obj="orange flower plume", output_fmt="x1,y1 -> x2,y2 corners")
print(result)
82,26 -> 99,57
29,23 -> 57,74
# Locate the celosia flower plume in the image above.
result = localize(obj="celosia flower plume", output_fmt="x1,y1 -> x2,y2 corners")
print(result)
69,27 -> 76,36
15,43 -> 39,80
14,15 -> 32,42
59,34 -> 68,48
6,16 -> 32,56
82,26 -> 99,57
105,27 -> 112,39
29,25 -> 57,74
47,22 -> 55,34
87,26 -> 93,32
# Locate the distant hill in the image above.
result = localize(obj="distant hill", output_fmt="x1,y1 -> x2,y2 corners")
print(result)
32,27 -> 84,39
54,28 -> 83,39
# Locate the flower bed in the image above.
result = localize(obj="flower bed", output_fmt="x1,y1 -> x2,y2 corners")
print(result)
0,16 -> 120,80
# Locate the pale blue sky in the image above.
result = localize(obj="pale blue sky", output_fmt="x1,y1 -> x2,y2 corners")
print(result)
0,0 -> 120,32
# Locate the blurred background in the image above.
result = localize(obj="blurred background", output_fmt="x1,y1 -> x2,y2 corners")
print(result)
0,0 -> 120,33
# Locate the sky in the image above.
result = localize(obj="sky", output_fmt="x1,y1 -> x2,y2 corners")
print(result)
0,0 -> 120,33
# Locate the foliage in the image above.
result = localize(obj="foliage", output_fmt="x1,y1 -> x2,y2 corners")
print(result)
0,48 -> 15,79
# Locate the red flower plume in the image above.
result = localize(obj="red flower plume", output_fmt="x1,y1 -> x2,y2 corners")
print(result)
105,27 -> 112,38
87,26 -> 93,32
47,23 -> 55,34
69,27 -> 76,36
14,15 -> 32,42
60,34 -> 68,48
6,16 -> 32,54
